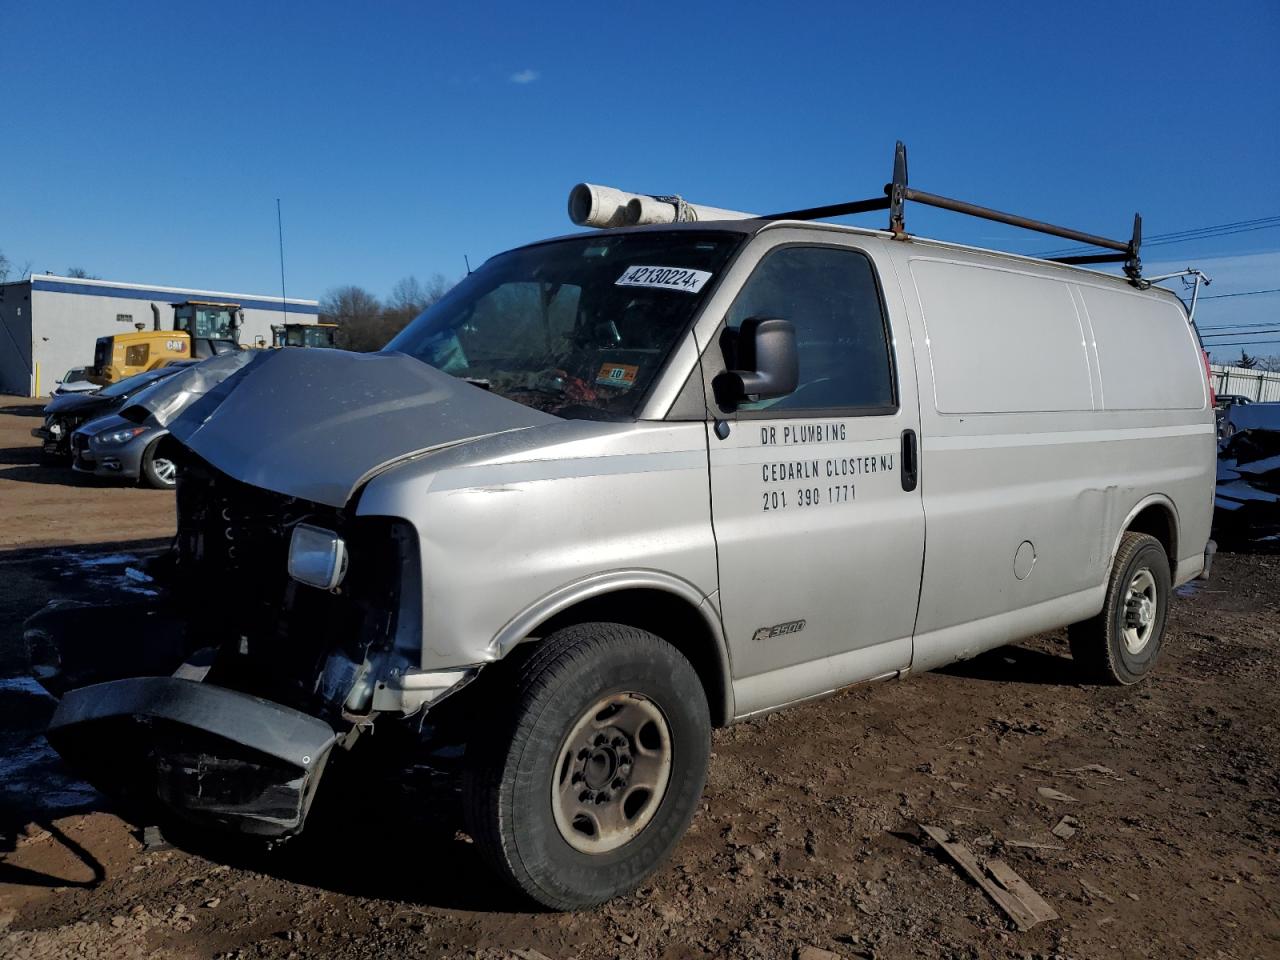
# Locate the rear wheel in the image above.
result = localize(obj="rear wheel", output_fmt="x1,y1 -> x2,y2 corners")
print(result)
140,439 -> 178,489
463,623 -> 710,910
1069,532 -> 1171,684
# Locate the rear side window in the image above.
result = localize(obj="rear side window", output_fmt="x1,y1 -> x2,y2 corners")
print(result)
725,246 -> 895,413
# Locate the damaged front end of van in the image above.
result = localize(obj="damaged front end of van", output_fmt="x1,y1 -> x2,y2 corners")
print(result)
25,347 -> 553,836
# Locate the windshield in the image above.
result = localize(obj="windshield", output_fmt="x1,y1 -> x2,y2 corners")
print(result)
175,305 -> 237,341
98,367 -> 176,399
285,325 -> 335,348
387,231 -> 743,418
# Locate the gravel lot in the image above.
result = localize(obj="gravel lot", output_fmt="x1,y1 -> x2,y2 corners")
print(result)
1,395 -> 1277,960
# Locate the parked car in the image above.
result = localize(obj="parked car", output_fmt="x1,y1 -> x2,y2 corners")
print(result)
1215,393 -> 1252,410
1215,393 -> 1254,438
33,362 -> 197,461
70,413 -> 180,488
51,367 -> 99,397
30,179 -> 1216,911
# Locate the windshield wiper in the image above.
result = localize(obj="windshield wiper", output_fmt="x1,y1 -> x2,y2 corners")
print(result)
461,377 -> 492,391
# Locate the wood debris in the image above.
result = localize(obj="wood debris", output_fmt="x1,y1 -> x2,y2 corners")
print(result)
1051,815 -> 1081,840
1004,839 -> 1066,851
1079,879 -> 1115,904
920,824 -> 1059,931
1036,786 -> 1079,803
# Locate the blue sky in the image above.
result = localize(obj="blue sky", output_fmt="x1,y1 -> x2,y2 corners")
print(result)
2,0 -> 1276,358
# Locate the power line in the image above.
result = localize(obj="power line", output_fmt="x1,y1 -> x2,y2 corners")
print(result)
1199,287 -> 1280,300
1201,328 -> 1280,339
1205,338 -> 1280,348
1200,319 -> 1280,332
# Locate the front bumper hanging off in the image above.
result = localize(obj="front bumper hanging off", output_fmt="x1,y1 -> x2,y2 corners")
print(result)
47,677 -> 340,837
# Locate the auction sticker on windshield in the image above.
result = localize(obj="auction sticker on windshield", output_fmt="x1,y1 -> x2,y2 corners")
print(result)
596,363 -> 640,389
616,265 -> 712,293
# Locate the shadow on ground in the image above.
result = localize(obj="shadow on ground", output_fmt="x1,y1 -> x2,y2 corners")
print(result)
938,641 -> 1081,687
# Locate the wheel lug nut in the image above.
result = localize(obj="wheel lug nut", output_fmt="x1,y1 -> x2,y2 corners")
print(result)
577,748 -> 590,760
579,790 -> 594,803
594,734 -> 607,746
611,736 -> 626,748
619,755 -> 631,766
596,792 -> 611,803
571,772 -> 583,784
612,777 -> 624,789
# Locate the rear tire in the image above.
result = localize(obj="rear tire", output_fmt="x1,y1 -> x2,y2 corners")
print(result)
462,623 -> 710,910
1069,532 -> 1171,685
140,439 -> 178,489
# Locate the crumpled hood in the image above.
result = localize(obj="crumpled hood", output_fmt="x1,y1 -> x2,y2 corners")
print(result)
136,348 -> 556,507
44,390 -> 117,419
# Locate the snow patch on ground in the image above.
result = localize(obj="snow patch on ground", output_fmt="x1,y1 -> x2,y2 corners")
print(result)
0,675 -> 101,816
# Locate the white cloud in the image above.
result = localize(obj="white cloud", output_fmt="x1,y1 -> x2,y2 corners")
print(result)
510,69 -> 539,84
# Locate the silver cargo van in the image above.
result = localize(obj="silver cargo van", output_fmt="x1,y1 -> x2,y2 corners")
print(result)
32,151 -> 1216,909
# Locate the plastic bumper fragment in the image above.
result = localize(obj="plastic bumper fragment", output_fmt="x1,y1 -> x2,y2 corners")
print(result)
47,677 -> 339,837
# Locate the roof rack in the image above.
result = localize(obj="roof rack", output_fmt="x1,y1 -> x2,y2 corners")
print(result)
764,141 -> 1144,285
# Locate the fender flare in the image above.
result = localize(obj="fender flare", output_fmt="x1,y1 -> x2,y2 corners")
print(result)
488,569 -> 734,723
1109,493 -> 1180,569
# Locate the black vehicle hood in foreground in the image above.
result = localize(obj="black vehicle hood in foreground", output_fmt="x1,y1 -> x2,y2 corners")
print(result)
43,389 -> 119,419
134,348 -> 557,508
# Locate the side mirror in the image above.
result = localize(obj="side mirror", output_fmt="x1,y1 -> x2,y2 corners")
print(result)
722,317 -> 798,402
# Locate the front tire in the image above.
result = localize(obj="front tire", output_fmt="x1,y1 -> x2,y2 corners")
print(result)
1069,532 -> 1171,685
140,439 -> 178,489
463,623 -> 710,910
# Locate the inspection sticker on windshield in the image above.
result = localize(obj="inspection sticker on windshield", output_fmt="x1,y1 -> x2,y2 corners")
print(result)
616,265 -> 712,293
596,363 -> 640,389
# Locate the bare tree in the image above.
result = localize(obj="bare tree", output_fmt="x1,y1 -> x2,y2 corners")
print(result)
380,273 -> 455,337
321,285 -> 385,352
66,266 -> 100,279
321,275 -> 458,353
1236,350 -> 1259,370
1,251 -> 34,283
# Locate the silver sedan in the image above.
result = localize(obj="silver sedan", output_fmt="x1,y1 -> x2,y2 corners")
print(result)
70,413 -> 179,488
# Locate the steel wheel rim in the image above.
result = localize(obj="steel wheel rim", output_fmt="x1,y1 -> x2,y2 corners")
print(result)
550,691 -> 672,854
1122,568 -> 1158,654
152,457 -> 177,485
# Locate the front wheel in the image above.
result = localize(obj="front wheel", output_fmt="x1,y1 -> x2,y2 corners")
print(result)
140,438 -> 178,489
463,623 -> 710,910
1069,531 -> 1171,685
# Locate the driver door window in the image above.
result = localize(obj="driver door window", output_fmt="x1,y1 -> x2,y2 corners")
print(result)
726,246 -> 895,413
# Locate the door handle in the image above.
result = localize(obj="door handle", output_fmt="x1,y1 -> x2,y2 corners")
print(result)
900,429 -> 918,492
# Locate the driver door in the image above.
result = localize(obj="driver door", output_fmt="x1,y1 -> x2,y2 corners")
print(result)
702,238 -> 926,716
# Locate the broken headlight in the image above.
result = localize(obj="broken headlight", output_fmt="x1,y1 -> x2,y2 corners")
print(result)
287,523 -> 348,591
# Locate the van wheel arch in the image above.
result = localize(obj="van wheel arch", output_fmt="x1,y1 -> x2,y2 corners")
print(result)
1116,497 -> 1179,573
514,586 -> 733,728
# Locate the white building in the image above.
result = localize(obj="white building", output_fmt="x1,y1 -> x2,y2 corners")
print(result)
0,274 -> 320,396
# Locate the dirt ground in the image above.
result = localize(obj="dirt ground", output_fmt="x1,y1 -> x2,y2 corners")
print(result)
1,395 -> 1277,960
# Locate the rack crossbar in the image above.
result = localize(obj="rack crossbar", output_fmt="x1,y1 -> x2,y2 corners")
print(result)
900,188 -> 1130,253
763,196 -> 889,222
758,141 -> 1144,283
